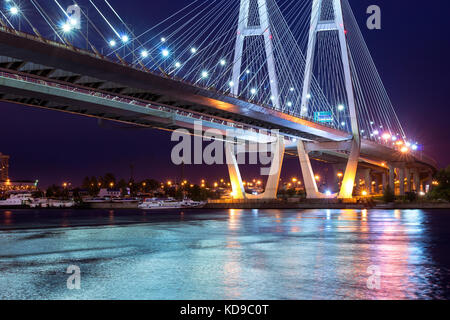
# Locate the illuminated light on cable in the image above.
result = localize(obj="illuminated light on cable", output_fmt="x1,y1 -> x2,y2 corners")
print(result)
250,88 -> 257,95
302,107 -> 308,113
161,37 -> 166,42
174,62 -> 181,68
382,133 -> 391,140
338,104 -> 345,111
370,121 -> 374,125
201,71 -> 208,78
161,49 -> 169,57
361,130 -> 365,133
373,130 -> 379,135
121,35 -> 129,43
62,23 -> 73,33
190,47 -> 197,54
325,190 -> 332,196
141,50 -> 149,58
109,40 -> 117,47
341,122 -> 346,127
228,81 -> 234,87
392,136 -> 397,141
290,87 -> 294,92
270,95 -> 274,100
287,102 -> 292,107
9,6 -> 19,15
219,59 -> 226,66
412,144 -> 418,151
246,70 -> 250,74
400,146 -> 409,153
306,93 -> 311,99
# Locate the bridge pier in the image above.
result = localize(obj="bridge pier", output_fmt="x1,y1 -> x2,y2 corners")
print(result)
297,140 -> 336,199
362,168 -> 371,194
405,168 -> 411,193
225,136 -> 285,200
388,164 -> 396,191
398,167 -> 405,196
413,169 -> 421,192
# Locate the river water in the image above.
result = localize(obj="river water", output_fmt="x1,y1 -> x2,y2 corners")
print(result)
0,208 -> 449,300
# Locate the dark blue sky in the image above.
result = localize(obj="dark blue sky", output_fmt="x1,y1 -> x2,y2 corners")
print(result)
1,0 -> 449,187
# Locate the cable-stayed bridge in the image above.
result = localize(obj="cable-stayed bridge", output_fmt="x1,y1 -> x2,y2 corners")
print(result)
0,0 -> 437,200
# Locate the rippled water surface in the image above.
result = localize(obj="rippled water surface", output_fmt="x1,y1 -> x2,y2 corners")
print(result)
0,208 -> 449,299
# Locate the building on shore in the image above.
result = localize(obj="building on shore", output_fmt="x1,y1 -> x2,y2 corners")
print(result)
0,153 -> 9,181
0,180 -> 39,193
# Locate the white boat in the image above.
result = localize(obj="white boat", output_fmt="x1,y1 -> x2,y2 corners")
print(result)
0,193 -> 33,207
29,198 -> 75,208
138,198 -> 205,210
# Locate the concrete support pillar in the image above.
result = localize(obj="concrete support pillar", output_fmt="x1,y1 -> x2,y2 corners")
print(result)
404,168 -> 411,193
297,140 -> 335,199
362,168 -> 371,194
382,172 -> 388,192
252,136 -> 285,199
413,169 -> 420,192
226,137 -> 285,200
298,140 -> 320,198
388,164 -> 395,189
398,168 -> 405,196
225,142 -> 246,200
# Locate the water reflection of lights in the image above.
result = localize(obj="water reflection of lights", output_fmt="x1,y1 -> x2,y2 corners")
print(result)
228,209 -> 240,230
108,210 -> 115,225
362,209 -> 368,221
3,210 -> 12,225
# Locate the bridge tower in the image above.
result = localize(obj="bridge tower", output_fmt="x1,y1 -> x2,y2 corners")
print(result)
225,0 -> 285,201
298,0 -> 361,199
231,0 -> 280,110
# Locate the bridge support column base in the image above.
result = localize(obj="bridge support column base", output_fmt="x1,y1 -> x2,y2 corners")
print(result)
226,137 -> 285,201
338,139 -> 360,199
297,140 -> 336,199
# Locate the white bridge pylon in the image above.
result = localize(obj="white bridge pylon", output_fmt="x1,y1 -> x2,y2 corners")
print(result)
232,0 -> 280,110
228,0 -> 361,200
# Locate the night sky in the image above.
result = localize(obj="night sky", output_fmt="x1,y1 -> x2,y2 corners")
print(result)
1,0 -> 449,187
